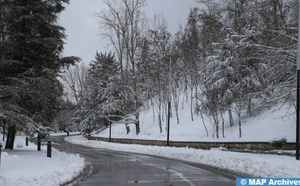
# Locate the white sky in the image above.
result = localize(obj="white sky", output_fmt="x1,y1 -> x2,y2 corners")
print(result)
59,0 -> 200,64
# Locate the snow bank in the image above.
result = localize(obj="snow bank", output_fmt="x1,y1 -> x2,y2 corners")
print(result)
0,136 -> 85,186
67,135 -> 300,178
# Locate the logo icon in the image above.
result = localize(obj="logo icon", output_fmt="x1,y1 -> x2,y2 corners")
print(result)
240,179 -> 247,185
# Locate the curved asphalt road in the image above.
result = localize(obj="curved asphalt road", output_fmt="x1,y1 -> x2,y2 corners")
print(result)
50,136 -> 239,186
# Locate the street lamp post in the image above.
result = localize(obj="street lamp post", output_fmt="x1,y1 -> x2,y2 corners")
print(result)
296,1 -> 300,160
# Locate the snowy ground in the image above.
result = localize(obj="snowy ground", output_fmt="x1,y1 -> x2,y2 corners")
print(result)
81,101 -> 299,178
66,135 -> 300,178
0,101 -> 298,185
95,103 -> 295,142
0,134 -> 85,186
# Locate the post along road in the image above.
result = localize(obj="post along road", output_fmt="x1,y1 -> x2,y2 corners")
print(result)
50,136 -> 240,186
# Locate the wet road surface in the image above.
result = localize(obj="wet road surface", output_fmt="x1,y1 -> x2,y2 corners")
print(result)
50,136 -> 238,186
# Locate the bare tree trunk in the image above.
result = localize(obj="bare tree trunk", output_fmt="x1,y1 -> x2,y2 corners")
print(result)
195,86 -> 198,110
247,98 -> 252,116
190,87 -> 194,121
238,111 -> 242,138
199,110 -> 209,137
2,119 -> 6,141
213,115 -> 219,139
5,125 -> 16,149
135,115 -> 140,135
125,124 -> 130,134
221,113 -> 225,138
182,94 -> 185,110
216,122 -> 219,138
184,75 -> 188,101
173,88 -> 180,125
158,55 -> 162,132
158,112 -> 162,133
237,100 -> 242,138
152,101 -> 156,122
175,106 -> 179,125
228,109 -> 234,127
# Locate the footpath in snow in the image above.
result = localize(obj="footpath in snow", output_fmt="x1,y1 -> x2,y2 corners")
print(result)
0,135 -> 85,186
66,135 -> 300,178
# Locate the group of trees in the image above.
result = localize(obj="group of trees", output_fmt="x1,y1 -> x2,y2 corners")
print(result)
64,0 -> 298,138
0,0 -> 79,149
194,0 -> 298,138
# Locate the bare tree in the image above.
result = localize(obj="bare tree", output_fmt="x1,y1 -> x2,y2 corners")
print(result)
96,0 -> 147,134
144,14 -> 172,132
62,63 -> 89,104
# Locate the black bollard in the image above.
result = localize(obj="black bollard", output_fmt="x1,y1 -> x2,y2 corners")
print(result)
47,140 -> 51,158
26,137 -> 29,146
37,138 -> 41,151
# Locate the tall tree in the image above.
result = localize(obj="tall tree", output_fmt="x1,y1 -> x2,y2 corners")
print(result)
0,0 -> 79,149
143,14 -> 171,132
62,63 -> 88,104
75,52 -> 122,131
97,0 -> 147,134
178,8 -> 204,122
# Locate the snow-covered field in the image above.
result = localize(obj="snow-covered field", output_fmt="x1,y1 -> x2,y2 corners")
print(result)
0,135 -> 85,186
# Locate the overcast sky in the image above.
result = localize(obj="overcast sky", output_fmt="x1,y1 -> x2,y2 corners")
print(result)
59,0 -> 202,64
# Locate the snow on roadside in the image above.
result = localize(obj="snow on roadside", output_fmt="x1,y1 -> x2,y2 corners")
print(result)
0,136 -> 85,186
66,135 -> 300,178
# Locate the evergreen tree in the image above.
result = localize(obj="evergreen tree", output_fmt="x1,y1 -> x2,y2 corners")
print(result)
0,0 -> 79,149
75,52 -> 122,130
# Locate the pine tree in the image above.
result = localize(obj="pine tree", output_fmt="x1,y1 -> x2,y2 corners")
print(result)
75,52 -> 122,131
0,0 -> 79,149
